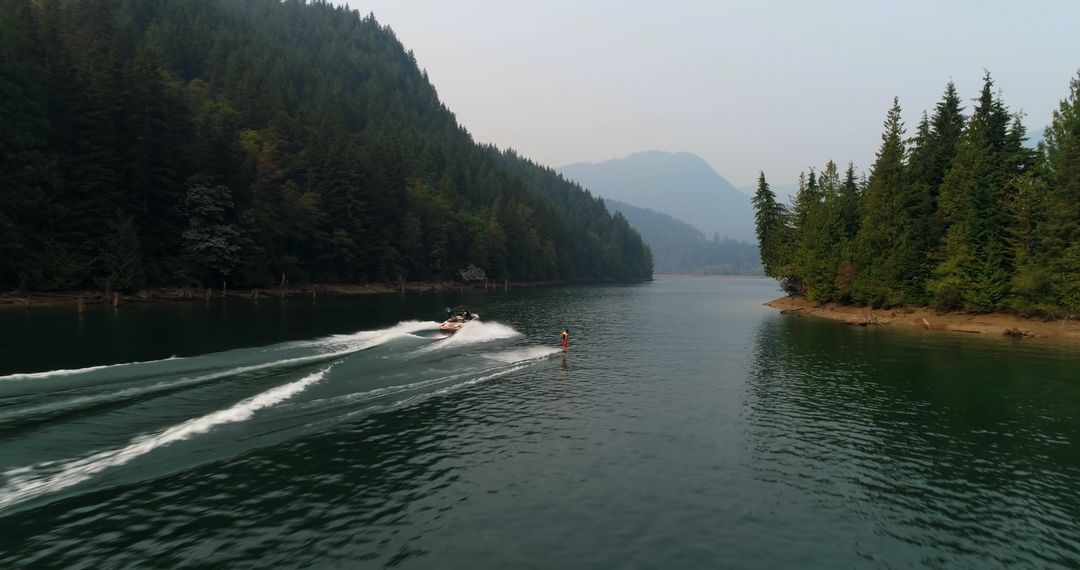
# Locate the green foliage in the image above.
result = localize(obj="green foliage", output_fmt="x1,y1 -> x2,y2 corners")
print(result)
930,73 -> 1027,312
95,217 -> 146,292
182,180 -> 241,284
0,0 -> 650,291
753,172 -> 793,286
852,98 -> 906,306
754,72 -> 1080,316
459,264 -> 487,282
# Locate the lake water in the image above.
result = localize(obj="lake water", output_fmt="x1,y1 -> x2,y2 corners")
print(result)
1,276 -> 1078,568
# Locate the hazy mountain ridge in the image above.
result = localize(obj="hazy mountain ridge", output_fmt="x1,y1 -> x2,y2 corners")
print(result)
604,198 -> 761,275
558,151 -> 757,242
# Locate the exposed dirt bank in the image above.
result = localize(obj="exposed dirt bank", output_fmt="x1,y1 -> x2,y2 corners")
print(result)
766,295 -> 1080,341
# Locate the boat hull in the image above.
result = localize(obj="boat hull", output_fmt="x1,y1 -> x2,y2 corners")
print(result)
439,321 -> 466,333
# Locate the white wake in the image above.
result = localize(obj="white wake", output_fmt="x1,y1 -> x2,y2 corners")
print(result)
0,367 -> 331,512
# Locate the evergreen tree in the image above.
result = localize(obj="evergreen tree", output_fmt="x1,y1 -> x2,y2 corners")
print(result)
96,216 -> 146,292
852,98 -> 907,306
1040,72 -> 1080,315
897,83 -> 965,303
931,73 -> 1020,311
752,172 -> 789,279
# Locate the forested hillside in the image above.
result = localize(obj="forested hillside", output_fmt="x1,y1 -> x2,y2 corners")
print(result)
755,73 -> 1080,315
0,0 -> 651,291
604,199 -> 760,275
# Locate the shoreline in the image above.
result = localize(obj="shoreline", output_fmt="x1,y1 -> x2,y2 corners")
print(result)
0,279 -> 601,312
765,295 -> 1080,341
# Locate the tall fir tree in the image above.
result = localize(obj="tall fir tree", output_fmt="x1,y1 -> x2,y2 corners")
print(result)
931,73 -> 1020,311
752,171 -> 791,281
1040,72 -> 1080,314
895,83 -> 966,303
852,97 -> 907,306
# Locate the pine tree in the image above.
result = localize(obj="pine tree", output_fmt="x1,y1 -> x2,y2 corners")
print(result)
752,172 -> 790,279
1040,72 -> 1080,315
931,73 -> 1019,311
852,97 -> 906,306
96,216 -> 146,292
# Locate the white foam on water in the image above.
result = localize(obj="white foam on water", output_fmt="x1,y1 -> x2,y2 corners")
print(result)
0,321 -> 438,414
418,321 -> 521,354
483,346 -> 562,364
332,363 -> 530,425
0,352 -> 339,424
298,365 -> 497,411
0,356 -> 183,383
0,367 -> 332,512
303,320 -> 441,350
1,321 -> 439,384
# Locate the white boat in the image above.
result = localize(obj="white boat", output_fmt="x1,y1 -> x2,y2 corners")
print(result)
440,306 -> 478,333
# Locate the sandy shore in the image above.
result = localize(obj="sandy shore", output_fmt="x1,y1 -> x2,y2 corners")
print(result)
765,295 -> 1080,341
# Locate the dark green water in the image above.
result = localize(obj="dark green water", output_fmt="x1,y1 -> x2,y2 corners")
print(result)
1,276 -> 1079,568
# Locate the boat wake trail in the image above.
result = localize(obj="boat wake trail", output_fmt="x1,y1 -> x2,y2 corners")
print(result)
0,321 -> 440,429
484,346 -> 562,363
0,356 -> 185,383
0,319 -> 551,514
0,367 -> 331,512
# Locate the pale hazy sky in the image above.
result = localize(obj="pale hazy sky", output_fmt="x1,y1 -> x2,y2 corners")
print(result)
347,1 -> 1080,189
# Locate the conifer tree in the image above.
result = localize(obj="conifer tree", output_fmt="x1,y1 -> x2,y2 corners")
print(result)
895,83 -> 965,303
931,73 -> 1020,311
852,98 -> 907,306
1040,72 -> 1080,314
752,172 -> 789,279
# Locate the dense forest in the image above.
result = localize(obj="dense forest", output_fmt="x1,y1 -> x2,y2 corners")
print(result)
604,199 -> 760,275
0,0 -> 651,292
754,72 -> 1080,316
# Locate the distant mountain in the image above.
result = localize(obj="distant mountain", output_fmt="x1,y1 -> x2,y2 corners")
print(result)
605,198 -> 761,275
558,151 -> 756,242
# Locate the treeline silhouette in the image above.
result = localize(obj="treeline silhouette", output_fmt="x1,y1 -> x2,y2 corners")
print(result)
754,72 -> 1080,315
0,0 -> 651,292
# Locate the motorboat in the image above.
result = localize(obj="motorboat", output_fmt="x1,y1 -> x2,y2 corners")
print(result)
440,306 -> 479,333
